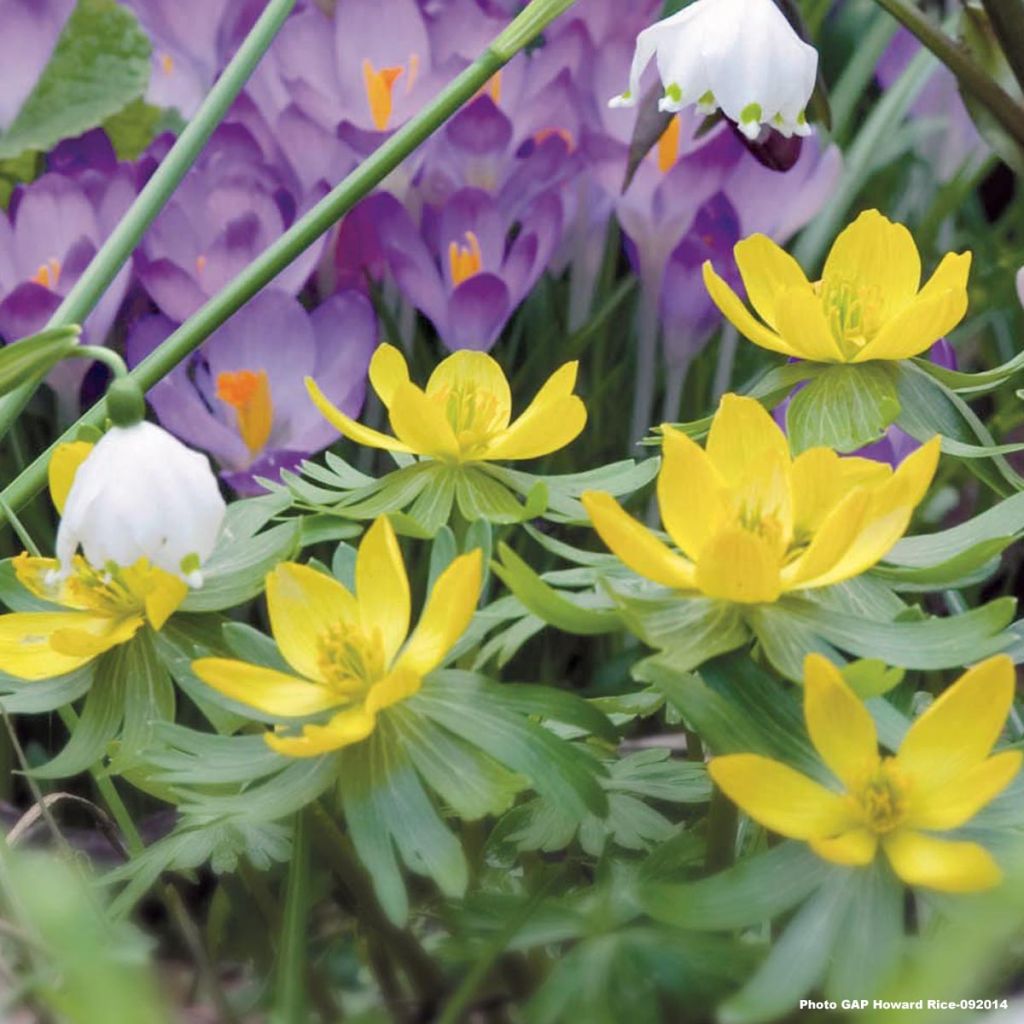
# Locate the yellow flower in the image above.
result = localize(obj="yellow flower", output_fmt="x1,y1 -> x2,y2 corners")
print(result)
0,441 -> 188,681
702,209 -> 971,363
306,343 -> 587,465
192,516 -> 482,757
709,654 -> 1022,893
582,394 -> 940,604
0,554 -> 187,681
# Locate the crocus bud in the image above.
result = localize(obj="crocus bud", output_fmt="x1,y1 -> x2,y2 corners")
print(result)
54,422 -> 226,586
610,0 -> 818,141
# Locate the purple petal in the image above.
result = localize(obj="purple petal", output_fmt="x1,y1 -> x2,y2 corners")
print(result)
445,274 -> 510,351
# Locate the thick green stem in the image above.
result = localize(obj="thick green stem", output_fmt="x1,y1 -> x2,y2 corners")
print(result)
0,0 -> 580,530
871,0 -> 1024,150
705,783 -> 739,873
980,0 -> 1024,95
65,345 -> 129,379
0,0 -> 298,444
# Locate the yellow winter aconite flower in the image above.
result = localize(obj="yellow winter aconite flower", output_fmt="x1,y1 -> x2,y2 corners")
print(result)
710,654 -> 1022,892
702,209 -> 971,363
582,394 -> 940,604
306,342 -> 587,464
0,442 -> 188,681
192,516 -> 482,756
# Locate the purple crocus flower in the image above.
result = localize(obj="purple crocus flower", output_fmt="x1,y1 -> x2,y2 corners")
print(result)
0,0 -> 74,133
127,288 -> 376,495
135,125 -> 324,323
877,28 -> 985,180
359,185 -> 562,351
0,163 -> 136,410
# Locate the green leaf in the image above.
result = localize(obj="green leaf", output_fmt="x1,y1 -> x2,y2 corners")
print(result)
493,543 -> 621,636
0,663 -> 93,714
141,723 -> 285,786
102,97 -> 162,159
456,467 -> 534,524
487,680 -> 619,744
641,843 -> 835,931
0,326 -> 80,396
719,871 -> 857,1024
747,602 -> 847,682
842,659 -> 905,698
406,468 -> 456,534
0,0 -> 151,161
181,520 -> 300,612
30,650 -> 127,779
780,594 -> 1017,669
911,348 -> 1024,397
787,362 -> 901,454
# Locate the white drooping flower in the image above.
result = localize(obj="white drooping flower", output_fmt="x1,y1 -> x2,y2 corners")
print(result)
609,0 -> 819,141
55,421 -> 226,587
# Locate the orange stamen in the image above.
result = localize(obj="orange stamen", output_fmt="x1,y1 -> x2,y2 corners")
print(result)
31,258 -> 62,290
159,52 -> 174,75
362,59 -> 405,132
657,114 -> 681,174
196,255 -> 207,274
476,70 -> 502,104
447,231 -> 483,287
534,126 -> 575,150
216,369 -> 273,455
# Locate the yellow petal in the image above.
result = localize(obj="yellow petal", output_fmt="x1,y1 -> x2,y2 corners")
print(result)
484,362 -> 586,461
365,666 -> 422,714
48,441 -> 94,515
368,343 -> 410,408
791,449 -> 890,537
396,549 -> 482,676
142,570 -> 188,631
582,491 -> 696,590
897,655 -> 1016,788
783,488 -> 871,589
919,250 -> 972,301
266,706 -> 377,757
388,381 -> 460,461
734,234 -> 813,330
882,830 -> 1002,893
356,516 -> 410,667
694,527 -> 782,604
906,750 -> 1022,831
802,653 -> 880,788
0,611 -> 109,679
773,287 -> 845,362
12,554 -> 88,609
788,437 -> 939,590
656,427 -> 727,561
192,657 -> 343,717
809,828 -> 878,867
49,615 -> 144,657
305,376 -> 412,453
267,562 -> 359,682
853,287 -> 969,362
702,261 -> 799,358
821,210 -> 921,319
706,394 -> 792,490
426,350 -> 512,432
709,754 -> 855,839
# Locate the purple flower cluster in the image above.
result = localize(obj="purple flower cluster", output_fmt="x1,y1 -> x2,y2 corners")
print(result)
0,0 -> 849,490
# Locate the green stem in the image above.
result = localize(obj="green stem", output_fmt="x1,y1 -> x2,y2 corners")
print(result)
0,0 -> 297,445
65,345 -> 129,379
871,0 -> 1024,150
980,0 -> 1024,95
705,783 -> 739,873
273,811 -> 311,1024
0,0 -> 581,530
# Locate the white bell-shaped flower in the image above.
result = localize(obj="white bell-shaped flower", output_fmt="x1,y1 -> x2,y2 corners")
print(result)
610,0 -> 818,141
55,421 -> 226,587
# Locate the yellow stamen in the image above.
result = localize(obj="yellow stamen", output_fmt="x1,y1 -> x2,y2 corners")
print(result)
535,126 -> 575,150
432,380 -> 506,455
447,231 -> 483,287
855,761 -> 908,835
362,59 -> 405,132
316,621 -> 386,696
657,114 -> 681,174
159,52 -> 174,75
216,369 -> 274,456
31,258 -> 62,290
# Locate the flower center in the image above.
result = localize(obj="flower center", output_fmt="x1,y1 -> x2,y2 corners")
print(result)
856,761 -> 908,834
819,276 -> 885,356
31,258 -> 62,290
432,380 -> 506,454
65,561 -> 147,617
316,621 -> 386,695
362,55 -> 419,131
448,231 -> 483,287
656,114 -> 681,174
216,369 -> 274,456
